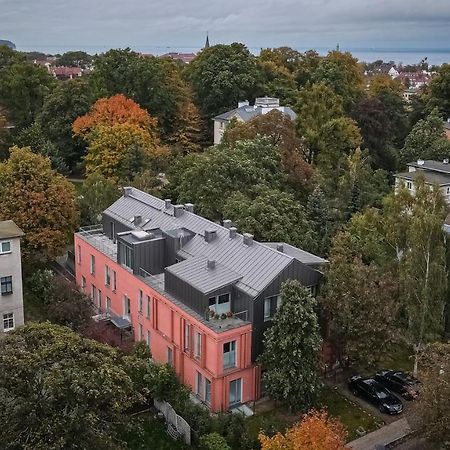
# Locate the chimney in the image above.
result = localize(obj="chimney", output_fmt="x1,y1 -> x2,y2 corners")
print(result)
207,259 -> 216,269
173,205 -> 184,218
223,219 -> 232,229
417,159 -> 425,166
123,187 -> 132,197
204,229 -> 217,243
243,233 -> 254,246
229,227 -> 237,239
185,203 -> 194,213
444,159 -> 449,164
276,243 -> 284,252
133,215 -> 142,226
164,199 -> 172,209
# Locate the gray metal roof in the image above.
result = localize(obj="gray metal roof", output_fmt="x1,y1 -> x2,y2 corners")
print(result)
395,170 -> 450,186
407,160 -> 450,174
0,220 -> 24,239
262,242 -> 328,268
166,256 -> 242,295
214,105 -> 297,123
105,188 -> 314,298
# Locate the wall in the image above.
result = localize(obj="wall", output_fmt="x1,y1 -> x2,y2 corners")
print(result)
75,233 -> 255,412
0,236 -> 24,331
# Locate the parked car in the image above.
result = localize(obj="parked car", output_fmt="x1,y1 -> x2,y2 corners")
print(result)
374,370 -> 420,400
348,375 -> 403,414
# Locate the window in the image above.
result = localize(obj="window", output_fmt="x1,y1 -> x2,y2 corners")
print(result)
97,289 -> 102,310
446,187 -> 450,195
91,285 -> 97,302
406,181 -> 413,190
208,293 -> 230,315
123,295 -> 131,317
90,255 -> 95,275
146,330 -> 151,349
264,295 -> 280,321
139,324 -> 144,341
194,331 -> 202,359
112,270 -> 117,291
184,322 -> 190,352
3,313 -> 14,331
167,347 -> 173,366
81,276 -> 86,293
138,290 -> 143,313
205,378 -> 212,404
105,265 -> 111,286
196,371 -> 203,398
118,242 -> 133,269
106,297 -> 111,313
146,295 -> 151,318
0,241 -> 11,254
77,244 -> 81,264
223,341 -> 236,369
229,379 -> 242,406
1,276 -> 13,295
110,221 -> 115,241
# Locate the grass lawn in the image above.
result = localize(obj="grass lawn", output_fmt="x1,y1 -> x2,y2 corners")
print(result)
318,386 -> 383,441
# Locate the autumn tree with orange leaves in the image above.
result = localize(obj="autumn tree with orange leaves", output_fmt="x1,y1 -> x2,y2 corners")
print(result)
73,94 -> 168,181
259,409 -> 349,450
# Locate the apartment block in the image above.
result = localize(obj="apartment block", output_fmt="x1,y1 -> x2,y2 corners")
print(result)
0,220 -> 25,332
74,188 -> 326,412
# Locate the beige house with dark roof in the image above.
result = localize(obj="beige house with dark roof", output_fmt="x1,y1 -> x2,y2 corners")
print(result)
0,220 -> 25,332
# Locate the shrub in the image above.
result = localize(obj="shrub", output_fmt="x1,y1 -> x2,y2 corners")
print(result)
199,433 -> 231,450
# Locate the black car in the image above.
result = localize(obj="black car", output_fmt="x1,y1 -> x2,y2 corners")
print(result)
348,375 -> 403,414
375,370 -> 420,400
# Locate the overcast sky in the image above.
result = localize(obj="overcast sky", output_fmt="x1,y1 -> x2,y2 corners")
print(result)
1,0 -> 450,56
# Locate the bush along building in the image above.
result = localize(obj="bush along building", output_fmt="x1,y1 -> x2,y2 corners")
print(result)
74,188 -> 326,412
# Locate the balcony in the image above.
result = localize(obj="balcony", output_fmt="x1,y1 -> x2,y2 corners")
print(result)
78,225 -> 117,260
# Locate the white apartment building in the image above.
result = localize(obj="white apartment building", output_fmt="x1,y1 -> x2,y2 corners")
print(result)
0,220 -> 25,332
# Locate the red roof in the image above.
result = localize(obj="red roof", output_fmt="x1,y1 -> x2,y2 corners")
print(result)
161,52 -> 197,63
51,66 -> 83,76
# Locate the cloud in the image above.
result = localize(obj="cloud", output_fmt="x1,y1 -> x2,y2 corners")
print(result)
1,0 -> 449,53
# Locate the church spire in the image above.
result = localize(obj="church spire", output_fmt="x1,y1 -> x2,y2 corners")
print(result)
205,32 -> 210,49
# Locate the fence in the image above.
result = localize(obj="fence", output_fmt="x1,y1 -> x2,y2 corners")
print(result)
154,399 -> 191,446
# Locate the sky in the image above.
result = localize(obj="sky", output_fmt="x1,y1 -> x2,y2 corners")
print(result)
1,0 -> 450,58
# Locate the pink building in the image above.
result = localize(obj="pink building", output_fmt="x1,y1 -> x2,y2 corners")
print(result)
74,188 -> 325,412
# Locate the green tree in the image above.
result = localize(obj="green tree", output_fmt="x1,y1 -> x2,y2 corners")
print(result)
296,82 -> 344,162
56,50 -> 93,68
0,323 -> 140,449
223,186 -> 314,251
400,108 -> 450,166
0,46 -> 55,129
428,63 -> 450,117
90,49 -> 187,137
306,186 -> 331,256
37,78 -> 93,170
0,146 -> 79,262
167,138 -> 285,220
259,47 -> 302,73
295,50 -> 322,88
199,433 -> 231,450
260,280 -> 322,411
187,43 -> 261,119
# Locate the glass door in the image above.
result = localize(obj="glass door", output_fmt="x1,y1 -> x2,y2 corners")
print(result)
229,378 -> 242,406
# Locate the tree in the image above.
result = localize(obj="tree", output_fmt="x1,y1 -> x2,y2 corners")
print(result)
259,409 -> 349,450
37,78 -> 93,170
223,186 -> 314,251
187,43 -> 261,119
428,63 -> 450,117
295,50 -> 322,88
306,186 -> 331,256
90,49 -> 187,138
56,50 -> 93,68
199,433 -> 231,450
321,230 -> 400,367
259,280 -> 322,411
259,47 -> 303,73
397,179 -> 448,375
223,110 -> 313,194
0,146 -> 79,262
312,51 -> 364,111
296,82 -> 344,162
0,46 -> 55,130
167,138 -> 285,220
411,343 -> 450,445
368,74 -> 403,97
0,323 -> 140,449
400,108 -> 450,166
77,173 -> 121,226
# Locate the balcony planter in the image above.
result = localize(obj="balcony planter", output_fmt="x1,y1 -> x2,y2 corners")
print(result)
220,313 -> 227,320
226,311 -> 233,318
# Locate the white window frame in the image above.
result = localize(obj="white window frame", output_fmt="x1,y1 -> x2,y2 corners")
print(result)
146,295 -> 151,318
123,295 -> 131,318
90,254 -> 95,275
184,322 -> 190,352
208,292 -> 231,315
229,378 -> 242,406
406,181 -> 413,190
264,294 -> 280,321
0,240 -> 11,255
138,289 -> 143,313
1,276 -> 13,295
223,340 -> 237,369
105,265 -> 111,286
112,270 -> 117,291
194,331 -> 202,359
77,244 -> 81,264
3,312 -> 14,331
196,371 -> 203,398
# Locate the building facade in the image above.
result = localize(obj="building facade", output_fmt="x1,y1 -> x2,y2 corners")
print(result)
74,188 -> 325,412
213,97 -> 297,145
0,220 -> 25,332
395,159 -> 450,204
